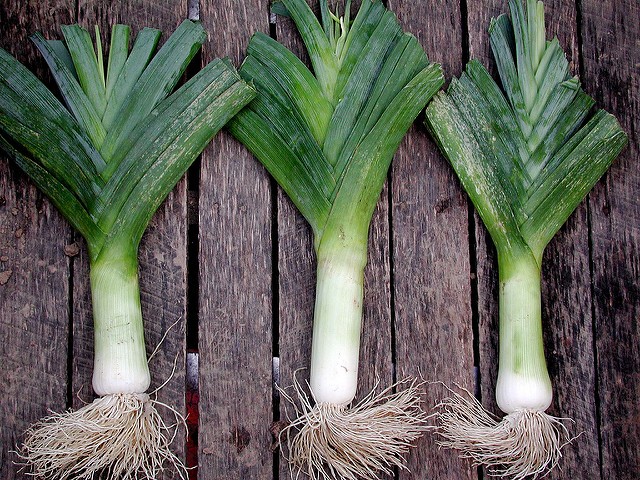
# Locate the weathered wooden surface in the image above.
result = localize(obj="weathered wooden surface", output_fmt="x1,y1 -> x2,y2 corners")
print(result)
198,0 -> 274,478
581,1 -> 640,479
388,1 -> 475,479
0,1 -> 638,480
0,3 -> 74,478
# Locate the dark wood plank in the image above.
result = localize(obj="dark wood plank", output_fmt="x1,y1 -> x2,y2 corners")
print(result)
274,3 -> 394,479
197,1 -> 275,478
467,1 -> 601,478
359,186 -> 394,400
273,15 -> 317,464
387,1 -> 476,479
579,1 -> 640,478
540,211 -> 601,480
524,3 -> 601,477
72,2 -> 189,472
0,3 -> 75,478
78,2 -> 186,32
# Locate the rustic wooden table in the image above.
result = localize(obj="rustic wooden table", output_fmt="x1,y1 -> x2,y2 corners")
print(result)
1,1 -> 637,479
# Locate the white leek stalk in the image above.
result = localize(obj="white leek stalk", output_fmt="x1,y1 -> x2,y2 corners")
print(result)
90,244 -> 150,396
495,251 -> 552,414
310,243 -> 366,406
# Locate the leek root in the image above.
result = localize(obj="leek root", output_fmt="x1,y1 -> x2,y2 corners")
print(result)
20,394 -> 184,480
280,378 -> 427,479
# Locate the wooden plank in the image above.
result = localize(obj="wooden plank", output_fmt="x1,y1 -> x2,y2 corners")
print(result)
467,1 -> 601,478
0,3 -> 635,480
579,1 -> 640,478
197,1 -> 275,478
0,2 -> 75,478
274,2 -> 393,478
523,2 -> 601,477
72,2 -> 189,474
387,1 -> 476,479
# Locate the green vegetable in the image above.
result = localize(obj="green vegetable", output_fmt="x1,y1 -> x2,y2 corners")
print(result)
425,1 -> 627,478
229,0 -> 444,478
0,20 -> 254,479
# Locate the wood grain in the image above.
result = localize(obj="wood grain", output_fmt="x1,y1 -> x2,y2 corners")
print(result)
579,0 -> 640,478
467,1 -> 602,478
273,15 -> 317,467
465,2 -> 503,435
387,1 -> 476,479
523,3 -> 601,477
197,1 -> 275,478
0,2 -> 74,478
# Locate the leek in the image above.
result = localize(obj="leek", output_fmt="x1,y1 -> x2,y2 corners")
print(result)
229,0 -> 444,478
425,1 -> 627,478
0,21 -> 254,479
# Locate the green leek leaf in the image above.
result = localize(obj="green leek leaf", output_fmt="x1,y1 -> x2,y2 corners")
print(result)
0,20 -> 255,262
0,48 -> 105,209
0,132 -> 105,250
280,0 -> 337,101
61,24 -> 107,115
425,0 -> 627,264
245,33 -> 333,146
47,40 -> 77,79
101,27 -> 161,132
31,33 -> 107,150
98,60 -> 255,244
231,0 -> 444,243
99,20 -> 205,167
105,24 -> 131,101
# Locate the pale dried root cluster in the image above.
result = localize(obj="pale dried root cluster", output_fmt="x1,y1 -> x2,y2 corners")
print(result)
19,393 -> 187,480
279,378 -> 429,480
435,389 -> 573,480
